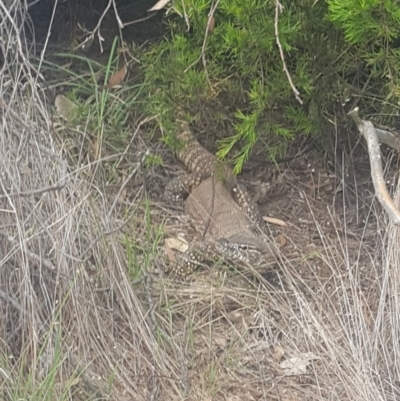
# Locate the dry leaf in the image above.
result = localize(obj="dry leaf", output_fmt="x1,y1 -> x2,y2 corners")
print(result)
165,245 -> 176,263
148,0 -> 171,11
277,234 -> 287,247
280,352 -> 319,376
226,311 -> 254,325
270,345 -> 285,362
263,216 -> 287,227
104,64 -> 127,89
165,237 -> 189,252
55,94 -> 77,122
165,236 -> 189,263
207,16 -> 215,33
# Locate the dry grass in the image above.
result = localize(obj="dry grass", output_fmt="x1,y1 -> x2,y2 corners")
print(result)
154,194 -> 400,401
0,2 -> 400,400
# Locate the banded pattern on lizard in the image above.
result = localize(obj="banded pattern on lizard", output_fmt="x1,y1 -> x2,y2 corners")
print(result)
168,176 -> 274,277
164,119 -> 274,278
165,120 -> 263,227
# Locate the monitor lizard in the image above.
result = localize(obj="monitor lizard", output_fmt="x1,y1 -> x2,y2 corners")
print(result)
164,119 -> 274,277
165,120 -> 263,225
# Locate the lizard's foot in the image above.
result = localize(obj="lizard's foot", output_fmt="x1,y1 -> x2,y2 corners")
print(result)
165,241 -> 216,279
165,238 -> 269,280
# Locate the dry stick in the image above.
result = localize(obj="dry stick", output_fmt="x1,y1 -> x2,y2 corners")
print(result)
115,116 -> 155,170
0,229 -> 56,270
348,107 -> 400,226
274,0 -> 303,105
107,149 -> 149,219
179,0 -> 190,32
145,270 -> 160,401
34,0 -> 58,81
0,289 -> 24,314
0,140 -> 68,199
123,12 -> 157,27
73,0 -> 115,54
201,173 -> 217,241
183,0 -> 222,78
200,0 -> 222,91
73,0 -> 138,63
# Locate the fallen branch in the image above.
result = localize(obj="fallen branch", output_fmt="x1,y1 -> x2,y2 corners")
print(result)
348,107 -> 400,226
274,0 -> 303,105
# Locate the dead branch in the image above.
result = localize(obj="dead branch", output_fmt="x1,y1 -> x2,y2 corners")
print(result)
183,0 -> 222,92
375,128 -> 400,151
107,149 -> 149,219
348,107 -> 400,226
274,0 -> 303,105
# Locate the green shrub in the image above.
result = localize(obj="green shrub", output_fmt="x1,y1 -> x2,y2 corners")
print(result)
141,0 -> 400,172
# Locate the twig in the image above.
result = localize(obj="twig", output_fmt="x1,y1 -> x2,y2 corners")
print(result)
166,1 -> 190,32
142,247 -> 160,401
0,289 -> 24,313
180,0 -> 190,32
274,0 -> 303,105
116,116 -> 155,169
201,173 -> 216,241
111,0 -> 124,29
123,12 -> 157,27
348,107 -> 400,226
0,141 -> 68,199
73,0 -> 138,63
107,149 -> 149,218
34,0 -> 58,81
73,0 -> 114,54
0,229 -> 56,270
183,0 -> 222,79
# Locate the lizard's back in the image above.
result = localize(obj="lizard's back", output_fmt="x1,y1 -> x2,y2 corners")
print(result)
185,176 -> 267,250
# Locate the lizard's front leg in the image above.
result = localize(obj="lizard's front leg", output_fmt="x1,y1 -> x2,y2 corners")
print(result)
164,173 -> 204,206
